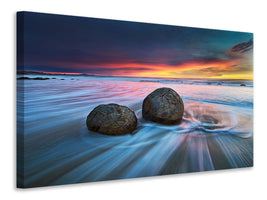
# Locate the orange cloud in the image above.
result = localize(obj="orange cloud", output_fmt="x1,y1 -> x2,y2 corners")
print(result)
103,59 -> 252,79
33,57 -> 253,80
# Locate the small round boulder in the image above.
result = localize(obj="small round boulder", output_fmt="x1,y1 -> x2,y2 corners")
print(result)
86,103 -> 137,136
142,87 -> 184,125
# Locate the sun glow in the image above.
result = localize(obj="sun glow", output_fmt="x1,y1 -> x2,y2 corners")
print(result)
34,59 -> 253,80
96,60 -> 253,80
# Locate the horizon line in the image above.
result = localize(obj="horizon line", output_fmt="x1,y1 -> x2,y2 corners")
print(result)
17,70 -> 253,80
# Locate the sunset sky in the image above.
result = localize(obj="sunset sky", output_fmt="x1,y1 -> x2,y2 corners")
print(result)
18,12 -> 253,79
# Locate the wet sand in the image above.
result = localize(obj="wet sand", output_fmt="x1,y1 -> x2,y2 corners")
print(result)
17,76 -> 253,188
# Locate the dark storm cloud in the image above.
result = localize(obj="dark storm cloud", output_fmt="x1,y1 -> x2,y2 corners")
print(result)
82,67 -> 152,74
229,39 -> 253,55
18,11 -> 253,74
20,65 -> 152,74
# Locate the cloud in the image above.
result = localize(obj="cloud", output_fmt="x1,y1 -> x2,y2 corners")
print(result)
229,39 -> 253,55
20,12 -> 253,79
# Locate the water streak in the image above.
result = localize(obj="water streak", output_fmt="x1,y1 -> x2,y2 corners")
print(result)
17,76 -> 253,187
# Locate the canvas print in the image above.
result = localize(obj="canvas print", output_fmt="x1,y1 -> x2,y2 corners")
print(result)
17,11 -> 253,188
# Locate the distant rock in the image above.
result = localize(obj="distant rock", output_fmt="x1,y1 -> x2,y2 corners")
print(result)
86,104 -> 137,136
52,78 -> 56,79
33,77 -> 50,80
217,82 -> 222,85
240,83 -> 246,86
17,77 -> 49,80
17,77 -> 31,80
60,79 -> 65,80
142,87 -> 184,125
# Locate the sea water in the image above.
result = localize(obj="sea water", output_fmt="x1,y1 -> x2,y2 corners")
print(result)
17,75 -> 253,187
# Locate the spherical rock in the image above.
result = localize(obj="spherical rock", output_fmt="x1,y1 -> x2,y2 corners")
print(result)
142,87 -> 184,125
86,103 -> 137,136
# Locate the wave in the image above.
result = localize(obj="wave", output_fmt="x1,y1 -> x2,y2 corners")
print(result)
17,77 -> 253,187
17,74 -> 253,87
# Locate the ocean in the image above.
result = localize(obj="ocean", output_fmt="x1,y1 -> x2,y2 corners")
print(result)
17,75 -> 253,188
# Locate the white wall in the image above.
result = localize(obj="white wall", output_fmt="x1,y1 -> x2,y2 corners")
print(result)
1,0 -> 266,199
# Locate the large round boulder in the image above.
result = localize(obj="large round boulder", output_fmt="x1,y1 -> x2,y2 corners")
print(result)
142,87 -> 184,125
86,103 -> 137,136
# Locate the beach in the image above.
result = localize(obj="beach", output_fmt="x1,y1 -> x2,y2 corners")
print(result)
17,75 -> 253,188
